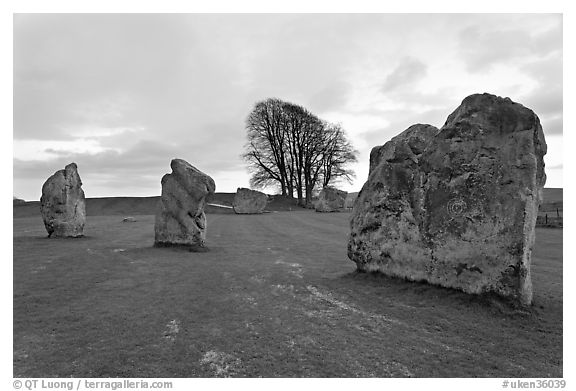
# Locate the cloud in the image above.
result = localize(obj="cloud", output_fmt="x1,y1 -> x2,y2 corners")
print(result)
521,85 -> 562,118
15,134 -> 245,175
13,14 -> 563,198
13,139 -> 120,160
458,24 -> 562,73
14,14 -> 247,142
361,106 -> 448,150
539,116 -> 563,136
516,53 -> 562,133
13,135 -> 250,199
522,52 -> 562,84
381,57 -> 427,92
308,81 -> 351,113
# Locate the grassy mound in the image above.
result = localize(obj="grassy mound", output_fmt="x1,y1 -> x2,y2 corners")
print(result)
13,192 -> 305,218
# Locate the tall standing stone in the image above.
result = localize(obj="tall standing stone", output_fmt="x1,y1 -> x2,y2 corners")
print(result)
233,188 -> 268,214
154,159 -> 215,250
348,94 -> 547,305
40,163 -> 86,238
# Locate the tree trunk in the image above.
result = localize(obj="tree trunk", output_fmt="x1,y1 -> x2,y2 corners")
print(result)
296,186 -> 304,206
305,185 -> 313,206
304,171 -> 315,206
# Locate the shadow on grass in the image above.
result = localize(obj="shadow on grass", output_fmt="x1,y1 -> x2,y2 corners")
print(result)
338,270 -> 535,317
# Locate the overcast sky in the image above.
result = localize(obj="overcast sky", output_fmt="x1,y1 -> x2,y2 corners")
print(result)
13,13 -> 563,200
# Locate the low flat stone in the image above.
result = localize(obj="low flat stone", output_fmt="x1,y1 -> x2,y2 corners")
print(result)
315,187 -> 347,212
233,188 -> 268,214
344,192 -> 358,209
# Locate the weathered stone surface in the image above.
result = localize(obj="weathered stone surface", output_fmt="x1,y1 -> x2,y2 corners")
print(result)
233,188 -> 268,214
315,187 -> 347,212
122,216 -> 137,223
40,163 -> 86,238
154,159 -> 216,250
348,93 -> 547,305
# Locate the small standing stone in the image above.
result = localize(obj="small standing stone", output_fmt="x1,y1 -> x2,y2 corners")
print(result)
40,163 -> 86,238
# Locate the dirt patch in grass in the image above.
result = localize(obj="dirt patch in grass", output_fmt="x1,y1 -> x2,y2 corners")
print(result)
13,212 -> 562,377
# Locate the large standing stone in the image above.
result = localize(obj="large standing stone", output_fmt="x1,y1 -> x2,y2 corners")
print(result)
233,188 -> 268,214
348,93 -> 547,305
315,187 -> 347,212
154,159 -> 216,250
40,163 -> 86,238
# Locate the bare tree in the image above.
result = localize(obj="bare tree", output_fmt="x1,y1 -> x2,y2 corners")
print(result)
283,102 -> 324,205
243,98 -> 357,205
243,98 -> 291,196
319,123 -> 358,188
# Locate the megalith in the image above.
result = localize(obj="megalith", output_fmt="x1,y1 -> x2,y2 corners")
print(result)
348,93 -> 547,305
154,159 -> 216,250
233,188 -> 268,214
40,162 -> 86,238
315,187 -> 347,212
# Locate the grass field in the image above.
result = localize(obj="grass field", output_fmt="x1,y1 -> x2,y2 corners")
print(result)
13,210 -> 562,378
